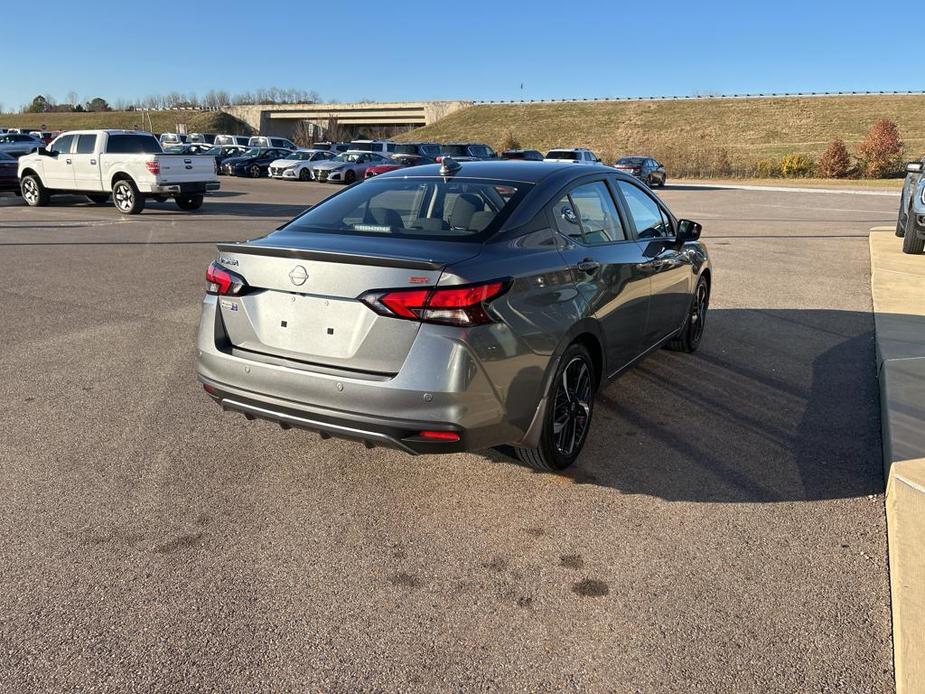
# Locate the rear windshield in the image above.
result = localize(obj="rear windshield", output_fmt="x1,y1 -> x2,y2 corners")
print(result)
546,150 -> 579,160
440,145 -> 470,157
617,157 -> 645,165
392,144 -> 422,154
349,142 -> 376,151
283,178 -> 530,240
107,135 -> 162,154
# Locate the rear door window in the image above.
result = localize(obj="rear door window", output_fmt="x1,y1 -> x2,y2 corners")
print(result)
75,134 -> 97,154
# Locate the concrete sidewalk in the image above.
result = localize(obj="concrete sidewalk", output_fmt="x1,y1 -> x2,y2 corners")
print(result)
869,231 -> 925,694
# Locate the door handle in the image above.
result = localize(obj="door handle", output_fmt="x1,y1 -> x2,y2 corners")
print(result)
636,259 -> 665,271
577,258 -> 601,274
66,158 -> 72,164
90,159 -> 96,165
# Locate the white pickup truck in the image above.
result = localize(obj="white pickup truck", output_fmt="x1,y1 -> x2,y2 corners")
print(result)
17,129 -> 220,214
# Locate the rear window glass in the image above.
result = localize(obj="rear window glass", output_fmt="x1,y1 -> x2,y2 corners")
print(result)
76,134 -> 97,154
617,157 -> 646,165
546,150 -> 579,160
284,178 -> 531,240
392,144 -> 422,154
107,135 -> 162,154
349,142 -> 375,151
440,145 -> 470,157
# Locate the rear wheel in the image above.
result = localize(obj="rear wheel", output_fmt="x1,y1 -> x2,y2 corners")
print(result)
666,276 -> 709,352
175,194 -> 204,211
902,212 -> 925,254
249,164 -> 262,178
21,174 -> 49,207
112,178 -> 145,215
86,194 -> 109,205
298,167 -> 311,181
516,343 -> 596,471
345,170 -> 356,184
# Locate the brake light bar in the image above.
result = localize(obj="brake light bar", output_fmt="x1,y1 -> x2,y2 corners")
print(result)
145,160 -> 160,175
360,280 -> 509,327
206,261 -> 249,296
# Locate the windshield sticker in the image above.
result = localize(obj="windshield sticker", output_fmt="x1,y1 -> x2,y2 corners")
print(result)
353,224 -> 391,233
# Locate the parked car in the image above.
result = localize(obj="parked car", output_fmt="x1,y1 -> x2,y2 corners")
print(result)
28,131 -> 56,145
206,145 -> 248,172
213,134 -> 251,147
391,142 -> 441,159
268,149 -> 337,181
614,156 -> 667,187
18,130 -> 220,214
189,133 -> 217,145
247,136 -> 296,150
897,158 -> 925,254
221,148 -> 292,177
0,152 -> 19,193
501,149 -> 545,161
348,139 -> 395,154
159,133 -> 188,147
0,132 -> 43,157
364,154 -> 434,178
544,148 -> 602,165
196,160 -> 710,469
163,143 -> 216,155
437,142 -> 497,162
310,150 -> 393,183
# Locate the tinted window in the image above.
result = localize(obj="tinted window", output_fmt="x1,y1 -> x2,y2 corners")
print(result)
547,149 -> 579,160
107,135 -> 162,154
75,134 -> 97,154
393,143 -> 420,155
552,181 -> 626,245
285,178 -> 529,240
617,157 -> 645,166
617,181 -> 671,238
350,142 -> 375,151
441,145 -> 470,157
0,152 -> 14,161
50,135 -> 75,155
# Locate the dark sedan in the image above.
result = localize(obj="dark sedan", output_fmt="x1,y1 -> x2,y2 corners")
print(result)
613,156 -> 667,187
0,152 -> 18,193
501,149 -> 545,161
221,148 -> 292,177
196,160 -> 709,469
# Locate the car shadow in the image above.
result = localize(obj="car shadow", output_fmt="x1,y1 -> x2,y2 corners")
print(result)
485,308 -> 892,503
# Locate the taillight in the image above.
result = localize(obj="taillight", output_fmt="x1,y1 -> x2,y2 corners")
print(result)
360,280 -> 509,327
435,155 -> 444,163
145,160 -> 160,175
206,261 -> 249,296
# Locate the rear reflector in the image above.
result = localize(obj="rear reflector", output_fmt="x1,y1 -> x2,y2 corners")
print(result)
361,280 -> 509,327
145,160 -> 160,175
202,383 -> 218,395
418,430 -> 460,442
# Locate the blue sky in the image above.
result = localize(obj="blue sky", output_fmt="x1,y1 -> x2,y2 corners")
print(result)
1,0 -> 910,110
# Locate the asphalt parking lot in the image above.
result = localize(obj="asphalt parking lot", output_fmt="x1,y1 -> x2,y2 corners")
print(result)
0,178 -> 897,691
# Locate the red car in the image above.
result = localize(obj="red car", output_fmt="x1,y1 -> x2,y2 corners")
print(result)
364,154 -> 434,178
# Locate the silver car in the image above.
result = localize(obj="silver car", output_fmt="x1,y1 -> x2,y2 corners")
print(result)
197,159 -> 711,470
310,150 -> 393,184
0,133 -> 43,157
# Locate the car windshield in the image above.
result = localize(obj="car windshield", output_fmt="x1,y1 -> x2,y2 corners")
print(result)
202,147 -> 221,155
283,178 -> 530,240
242,148 -> 265,157
546,150 -> 579,159
285,151 -> 313,160
617,157 -> 646,165
332,152 -> 363,163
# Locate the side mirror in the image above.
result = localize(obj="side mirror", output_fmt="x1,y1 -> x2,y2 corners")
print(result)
906,161 -> 923,174
38,147 -> 56,157
677,219 -> 702,242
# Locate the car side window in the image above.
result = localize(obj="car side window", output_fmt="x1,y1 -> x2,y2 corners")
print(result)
617,181 -> 671,238
75,134 -> 97,154
50,135 -> 75,155
552,181 -> 626,245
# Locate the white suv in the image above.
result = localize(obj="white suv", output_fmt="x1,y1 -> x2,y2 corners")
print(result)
544,148 -> 603,165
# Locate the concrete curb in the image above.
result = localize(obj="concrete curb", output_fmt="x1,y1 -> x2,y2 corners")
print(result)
673,182 -> 899,197
869,231 -> 925,694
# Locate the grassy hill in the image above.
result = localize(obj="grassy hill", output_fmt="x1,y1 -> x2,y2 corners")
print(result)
397,95 -> 925,177
0,110 -> 250,135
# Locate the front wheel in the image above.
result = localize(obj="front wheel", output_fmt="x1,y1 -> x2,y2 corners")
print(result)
249,164 -> 262,178
21,174 -> 49,207
175,194 -> 204,211
515,343 -> 596,471
666,276 -> 709,352
112,178 -> 145,215
298,167 -> 311,181
902,212 -> 925,254
344,170 -> 356,184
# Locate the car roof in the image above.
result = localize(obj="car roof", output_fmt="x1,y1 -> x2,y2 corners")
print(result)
376,160 -> 632,185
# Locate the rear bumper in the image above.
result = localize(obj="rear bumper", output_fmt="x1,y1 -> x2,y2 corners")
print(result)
195,296 -> 550,454
148,181 -> 220,195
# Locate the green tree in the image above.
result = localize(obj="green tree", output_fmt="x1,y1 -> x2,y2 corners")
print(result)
86,97 -> 111,113
25,95 -> 49,113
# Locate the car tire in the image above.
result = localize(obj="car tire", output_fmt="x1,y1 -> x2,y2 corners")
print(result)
86,194 -> 109,204
896,205 -> 907,237
249,164 -> 262,178
902,212 -> 925,254
112,178 -> 145,215
175,194 -> 204,211
666,276 -> 709,353
21,174 -> 49,207
345,170 -> 356,184
515,343 -> 596,472
298,168 -> 311,181
658,176 -> 666,188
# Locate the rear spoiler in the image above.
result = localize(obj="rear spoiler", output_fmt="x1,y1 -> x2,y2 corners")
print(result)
215,243 -> 443,271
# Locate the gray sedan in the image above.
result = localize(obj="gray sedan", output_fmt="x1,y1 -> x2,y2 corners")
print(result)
197,159 -> 710,470
310,150 -> 393,183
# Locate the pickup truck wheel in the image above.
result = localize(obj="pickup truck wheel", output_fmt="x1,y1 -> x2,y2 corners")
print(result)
21,174 -> 49,207
248,164 -> 262,178
902,212 -> 925,254
175,194 -> 204,211
112,179 -> 145,215
86,194 -> 109,205
298,168 -> 311,181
